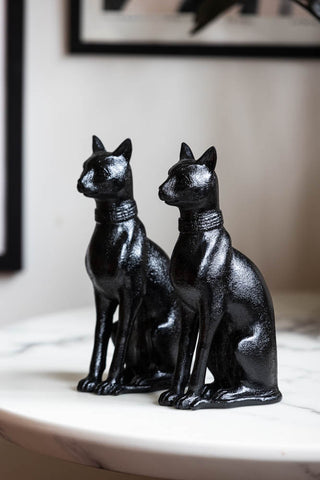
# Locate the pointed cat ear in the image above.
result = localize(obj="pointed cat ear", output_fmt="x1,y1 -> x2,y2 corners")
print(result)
197,146 -> 217,170
179,142 -> 194,161
113,138 -> 132,162
92,135 -> 105,153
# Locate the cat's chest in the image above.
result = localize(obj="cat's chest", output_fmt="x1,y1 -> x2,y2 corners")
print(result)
171,235 -> 210,288
171,230 -> 231,310
86,222 -> 144,285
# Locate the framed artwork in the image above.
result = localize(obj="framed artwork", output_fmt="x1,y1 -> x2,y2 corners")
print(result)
69,0 -> 320,57
0,0 -> 23,270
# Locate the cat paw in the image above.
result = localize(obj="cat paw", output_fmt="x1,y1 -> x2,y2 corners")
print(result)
174,392 -> 201,410
130,372 -> 172,391
158,390 -> 182,407
95,380 -> 123,395
129,375 -> 149,387
77,376 -> 99,393
201,382 -> 218,399
189,396 -> 216,410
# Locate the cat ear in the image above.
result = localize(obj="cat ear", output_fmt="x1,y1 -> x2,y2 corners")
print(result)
179,142 -> 194,161
92,135 -> 105,153
113,138 -> 132,162
197,146 -> 217,170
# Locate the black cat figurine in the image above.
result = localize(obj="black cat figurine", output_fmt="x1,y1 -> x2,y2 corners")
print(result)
77,136 -> 180,395
158,143 -> 282,410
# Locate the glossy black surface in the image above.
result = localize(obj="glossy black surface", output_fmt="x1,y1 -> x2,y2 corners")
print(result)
77,136 -> 180,395
158,143 -> 282,409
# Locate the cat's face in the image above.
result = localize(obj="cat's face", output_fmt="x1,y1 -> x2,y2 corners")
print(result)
159,143 -> 218,208
77,137 -> 132,200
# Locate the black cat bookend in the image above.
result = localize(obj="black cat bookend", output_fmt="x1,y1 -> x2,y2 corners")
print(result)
158,143 -> 282,410
77,136 -> 180,395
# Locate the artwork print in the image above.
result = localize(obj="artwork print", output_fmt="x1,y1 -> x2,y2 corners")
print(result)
70,0 -> 320,56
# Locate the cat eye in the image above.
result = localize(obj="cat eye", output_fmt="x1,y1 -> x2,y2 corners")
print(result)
179,173 -> 190,183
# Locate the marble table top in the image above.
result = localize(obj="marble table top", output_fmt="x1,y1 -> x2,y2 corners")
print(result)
0,295 -> 319,480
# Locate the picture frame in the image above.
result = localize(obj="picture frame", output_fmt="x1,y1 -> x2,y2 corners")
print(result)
69,0 -> 320,57
0,0 -> 23,271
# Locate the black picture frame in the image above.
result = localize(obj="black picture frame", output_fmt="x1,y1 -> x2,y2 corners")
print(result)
0,0 -> 24,271
69,0 -> 320,58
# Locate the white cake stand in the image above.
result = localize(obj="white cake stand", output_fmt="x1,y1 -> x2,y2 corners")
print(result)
0,297 -> 319,480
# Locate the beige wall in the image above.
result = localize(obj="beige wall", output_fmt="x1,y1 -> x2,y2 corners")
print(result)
0,0 -> 319,327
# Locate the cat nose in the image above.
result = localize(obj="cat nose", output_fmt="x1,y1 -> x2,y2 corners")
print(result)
77,179 -> 84,192
158,183 -> 167,201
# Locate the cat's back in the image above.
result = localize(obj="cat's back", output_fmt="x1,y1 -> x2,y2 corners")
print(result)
228,248 -> 273,312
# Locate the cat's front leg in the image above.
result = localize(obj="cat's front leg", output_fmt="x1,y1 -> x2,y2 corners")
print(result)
175,290 -> 224,409
95,290 -> 143,395
159,304 -> 198,406
78,291 -> 117,393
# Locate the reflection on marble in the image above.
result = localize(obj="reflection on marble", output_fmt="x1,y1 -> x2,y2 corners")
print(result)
0,297 -> 319,480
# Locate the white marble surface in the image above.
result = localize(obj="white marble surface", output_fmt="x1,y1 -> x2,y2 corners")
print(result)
0,296 -> 320,480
